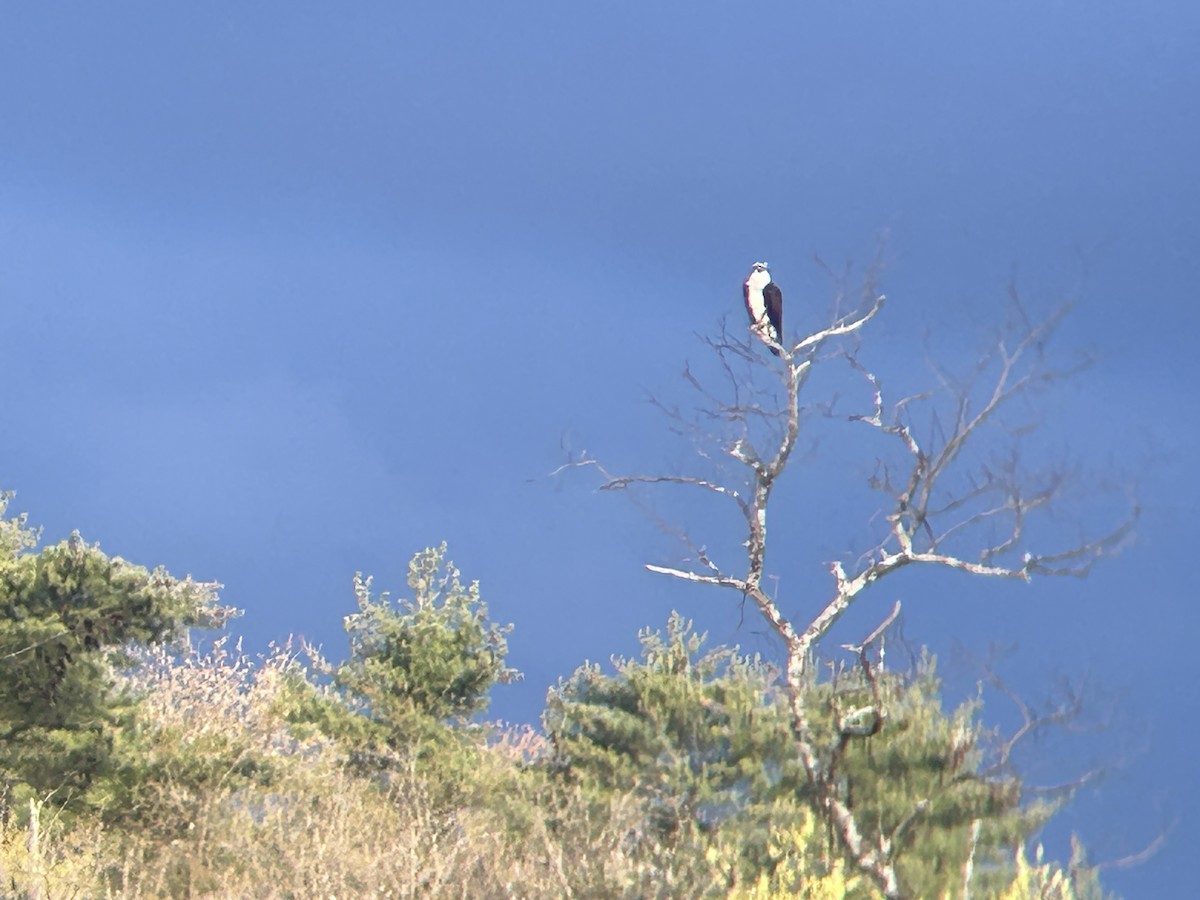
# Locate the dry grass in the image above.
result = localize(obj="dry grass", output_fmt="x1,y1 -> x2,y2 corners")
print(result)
0,640 -> 730,899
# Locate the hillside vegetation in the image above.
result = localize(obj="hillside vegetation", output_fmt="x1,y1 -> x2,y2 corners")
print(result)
0,494 -> 1109,898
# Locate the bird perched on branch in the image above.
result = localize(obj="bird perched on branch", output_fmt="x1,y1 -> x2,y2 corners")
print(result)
743,262 -> 784,355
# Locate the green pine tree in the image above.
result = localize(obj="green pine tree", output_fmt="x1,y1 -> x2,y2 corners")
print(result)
336,543 -> 519,730
544,614 -> 1100,898
0,489 -> 229,812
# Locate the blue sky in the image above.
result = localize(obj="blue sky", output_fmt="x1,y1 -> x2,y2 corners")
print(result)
2,3 -> 1197,892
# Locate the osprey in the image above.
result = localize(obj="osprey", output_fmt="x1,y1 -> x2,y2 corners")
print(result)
743,262 -> 784,355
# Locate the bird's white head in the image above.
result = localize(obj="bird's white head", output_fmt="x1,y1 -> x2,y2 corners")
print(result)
746,261 -> 772,289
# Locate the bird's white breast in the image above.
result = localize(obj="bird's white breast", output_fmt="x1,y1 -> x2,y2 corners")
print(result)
745,269 -> 771,320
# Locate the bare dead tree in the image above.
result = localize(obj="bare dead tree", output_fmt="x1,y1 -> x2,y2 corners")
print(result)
553,263 -> 1137,897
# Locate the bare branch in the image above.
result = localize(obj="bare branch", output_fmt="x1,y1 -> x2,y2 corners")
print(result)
839,298 -> 1136,591
0,629 -> 72,662
1094,822 -> 1174,872
793,292 -> 888,355
599,473 -> 749,513
643,564 -> 744,591
844,599 -> 903,658
961,818 -> 983,900
888,799 -> 932,859
986,668 -> 1084,772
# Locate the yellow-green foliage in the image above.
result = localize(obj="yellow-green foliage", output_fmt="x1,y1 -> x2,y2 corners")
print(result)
707,810 -> 879,899
997,844 -> 1080,900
